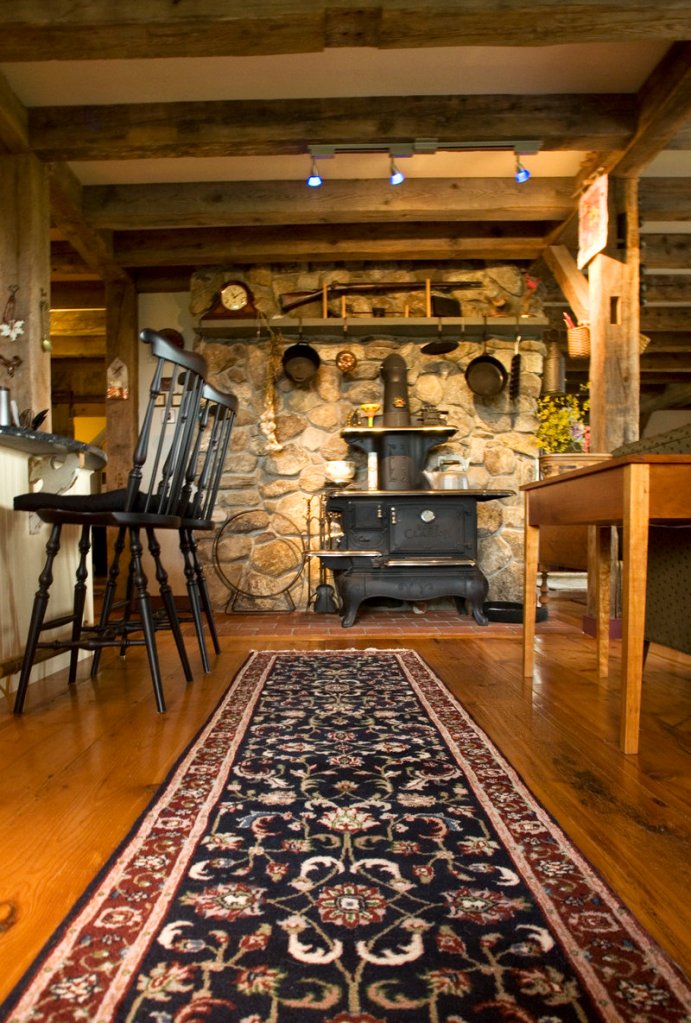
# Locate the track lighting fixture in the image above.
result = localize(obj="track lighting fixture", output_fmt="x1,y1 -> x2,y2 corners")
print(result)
514,154 -> 531,183
306,159 -> 322,188
305,140 -> 541,185
389,158 -> 405,186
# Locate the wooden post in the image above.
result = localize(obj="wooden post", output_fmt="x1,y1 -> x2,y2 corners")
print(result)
588,178 -> 640,452
104,279 -> 138,492
586,177 -> 641,624
0,154 -> 51,425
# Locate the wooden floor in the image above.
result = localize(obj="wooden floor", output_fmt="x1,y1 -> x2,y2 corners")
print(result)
0,594 -> 690,1005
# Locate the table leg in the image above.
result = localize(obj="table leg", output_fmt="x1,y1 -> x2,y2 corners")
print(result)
620,463 -> 650,754
594,525 -> 611,677
523,498 -> 539,677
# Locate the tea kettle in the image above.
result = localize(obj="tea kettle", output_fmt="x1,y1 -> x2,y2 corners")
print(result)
423,456 -> 469,490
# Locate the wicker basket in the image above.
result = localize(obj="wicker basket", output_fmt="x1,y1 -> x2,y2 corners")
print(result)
566,325 -> 591,358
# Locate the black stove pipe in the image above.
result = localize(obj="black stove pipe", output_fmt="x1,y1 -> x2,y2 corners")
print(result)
379,353 -> 414,489
381,353 -> 411,427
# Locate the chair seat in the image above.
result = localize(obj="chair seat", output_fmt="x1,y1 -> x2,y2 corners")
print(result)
14,488 -> 181,528
15,486 -> 131,513
181,516 -> 215,531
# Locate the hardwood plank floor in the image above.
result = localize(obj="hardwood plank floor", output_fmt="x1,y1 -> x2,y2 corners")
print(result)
0,596 -> 689,1004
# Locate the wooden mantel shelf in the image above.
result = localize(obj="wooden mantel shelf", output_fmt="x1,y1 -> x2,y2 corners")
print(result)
197,316 -> 548,342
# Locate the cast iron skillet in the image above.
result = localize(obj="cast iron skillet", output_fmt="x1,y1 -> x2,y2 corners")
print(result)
465,349 -> 508,397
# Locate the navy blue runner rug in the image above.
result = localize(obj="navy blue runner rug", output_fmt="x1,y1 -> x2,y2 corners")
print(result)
2,649 -> 689,1022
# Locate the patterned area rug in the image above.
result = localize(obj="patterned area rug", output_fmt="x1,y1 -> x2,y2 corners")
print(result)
3,650 -> 690,1023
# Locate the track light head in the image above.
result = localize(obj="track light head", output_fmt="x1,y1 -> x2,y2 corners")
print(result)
515,154 -> 531,183
306,159 -> 322,187
389,158 -> 405,186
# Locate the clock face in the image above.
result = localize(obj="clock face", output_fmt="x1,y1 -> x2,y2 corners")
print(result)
220,282 -> 250,311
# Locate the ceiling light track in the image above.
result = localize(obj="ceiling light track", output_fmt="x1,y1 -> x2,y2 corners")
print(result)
309,139 -> 542,158
305,140 -> 541,188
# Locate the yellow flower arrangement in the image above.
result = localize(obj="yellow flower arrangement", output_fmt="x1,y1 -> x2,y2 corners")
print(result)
536,390 -> 590,454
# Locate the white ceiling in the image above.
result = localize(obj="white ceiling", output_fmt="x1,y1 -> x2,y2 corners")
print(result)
4,40 -> 686,186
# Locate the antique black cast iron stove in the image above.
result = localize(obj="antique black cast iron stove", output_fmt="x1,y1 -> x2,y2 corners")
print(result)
316,354 -> 512,627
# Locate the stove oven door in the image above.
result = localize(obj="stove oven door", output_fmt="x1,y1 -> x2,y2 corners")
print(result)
388,499 -> 475,559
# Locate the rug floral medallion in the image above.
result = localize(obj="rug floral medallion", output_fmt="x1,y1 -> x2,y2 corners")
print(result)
3,650 -> 690,1023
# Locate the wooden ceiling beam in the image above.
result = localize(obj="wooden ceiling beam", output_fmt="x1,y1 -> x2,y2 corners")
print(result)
83,179 -> 574,230
639,233 -> 691,270
0,69 -> 28,152
50,308 -> 106,336
28,94 -> 636,162
109,224 -> 549,267
641,306 -> 691,331
48,163 -> 129,283
1,2 -> 689,60
614,42 -> 691,177
575,43 -> 691,188
639,178 -> 691,221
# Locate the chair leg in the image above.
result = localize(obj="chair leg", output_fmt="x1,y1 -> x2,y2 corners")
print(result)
129,528 -> 166,713
179,528 -> 211,672
14,523 -> 63,714
188,530 -> 221,655
118,555 -> 137,658
68,525 -> 92,683
145,528 -> 194,683
90,525 -> 127,678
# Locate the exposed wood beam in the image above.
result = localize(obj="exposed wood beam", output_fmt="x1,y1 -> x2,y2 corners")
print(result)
28,94 -> 636,162
50,338 -> 106,358
641,307 -> 691,331
639,178 -> 691,221
83,179 -> 573,230
576,43 -> 691,186
50,280 -> 106,307
50,308 -> 106,336
543,245 -> 589,323
640,382 -> 691,413
615,42 -> 691,177
639,233 -> 691,270
48,163 -> 129,283
1,2 -> 690,60
109,224 -> 549,267
639,278 -> 691,303
638,331 -> 691,350
0,69 -> 28,153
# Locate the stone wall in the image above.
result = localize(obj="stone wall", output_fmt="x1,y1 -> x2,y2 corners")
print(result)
190,264 -> 545,614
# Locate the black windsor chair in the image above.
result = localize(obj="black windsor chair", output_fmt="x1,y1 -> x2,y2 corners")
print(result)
177,381 -> 238,670
12,329 -> 207,714
91,379 -> 238,676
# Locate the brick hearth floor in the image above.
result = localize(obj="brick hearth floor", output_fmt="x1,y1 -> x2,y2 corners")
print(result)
212,606 -> 573,639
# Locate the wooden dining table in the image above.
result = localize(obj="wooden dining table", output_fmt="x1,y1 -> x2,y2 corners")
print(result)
522,454 -> 691,754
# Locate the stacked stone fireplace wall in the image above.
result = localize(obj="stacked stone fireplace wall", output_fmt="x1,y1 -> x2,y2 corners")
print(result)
190,264 -> 545,614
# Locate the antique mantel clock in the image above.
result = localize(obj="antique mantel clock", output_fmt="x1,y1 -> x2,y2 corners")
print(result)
202,279 -> 257,319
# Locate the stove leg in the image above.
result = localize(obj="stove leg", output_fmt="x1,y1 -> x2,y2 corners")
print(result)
464,569 -> 489,626
332,572 -> 361,628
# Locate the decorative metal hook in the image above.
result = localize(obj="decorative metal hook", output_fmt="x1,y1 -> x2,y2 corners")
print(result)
0,353 -> 22,377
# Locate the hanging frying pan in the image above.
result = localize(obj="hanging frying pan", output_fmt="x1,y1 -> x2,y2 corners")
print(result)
421,318 -> 462,356
465,343 -> 508,397
421,338 -> 458,355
